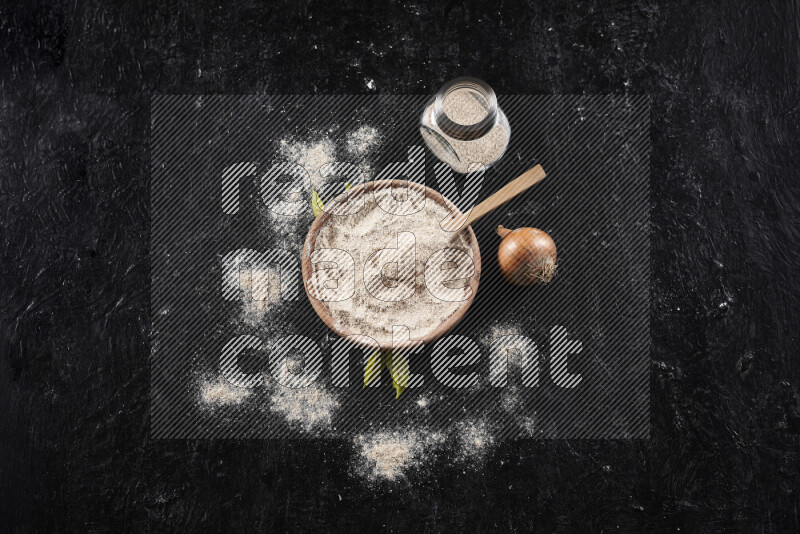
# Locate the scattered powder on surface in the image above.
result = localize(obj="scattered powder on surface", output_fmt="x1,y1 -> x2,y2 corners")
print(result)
265,209 -> 308,246
198,376 -> 252,407
345,125 -> 382,157
278,137 -> 337,190
257,195 -> 309,251
238,265 -> 283,329
501,386 -> 522,413
483,323 -> 541,440
520,416 -> 540,437
261,137 -> 338,245
267,361 -> 339,432
454,420 -> 495,462
422,93 -> 509,174
313,189 -> 475,347
269,384 -> 338,432
416,397 -> 430,409
354,429 -> 444,481
265,128 -> 382,241
482,323 -> 528,369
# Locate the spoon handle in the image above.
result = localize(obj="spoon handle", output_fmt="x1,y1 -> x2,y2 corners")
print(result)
463,164 -> 546,226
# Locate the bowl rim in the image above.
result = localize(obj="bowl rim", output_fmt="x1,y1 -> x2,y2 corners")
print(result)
301,179 -> 482,350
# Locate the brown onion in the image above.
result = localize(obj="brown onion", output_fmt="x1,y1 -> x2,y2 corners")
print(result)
496,225 -> 557,285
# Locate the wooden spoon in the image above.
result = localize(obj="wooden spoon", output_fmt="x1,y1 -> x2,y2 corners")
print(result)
442,164 -> 547,231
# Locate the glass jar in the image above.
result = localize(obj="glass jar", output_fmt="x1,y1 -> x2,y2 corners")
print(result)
420,77 -> 511,174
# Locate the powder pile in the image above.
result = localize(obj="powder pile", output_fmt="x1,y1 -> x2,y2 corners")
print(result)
266,129 -> 381,241
267,359 -> 339,432
269,384 -> 338,432
345,125 -> 382,157
354,429 -> 443,481
312,188 -> 475,347
198,376 -> 252,407
422,89 -> 510,174
261,137 -> 337,242
238,265 -> 282,329
278,137 -> 337,190
264,137 -> 336,243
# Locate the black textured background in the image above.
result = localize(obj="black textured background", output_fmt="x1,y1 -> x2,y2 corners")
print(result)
1,1 -> 799,532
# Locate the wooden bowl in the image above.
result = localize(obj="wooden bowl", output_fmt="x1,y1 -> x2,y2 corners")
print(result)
301,180 -> 481,350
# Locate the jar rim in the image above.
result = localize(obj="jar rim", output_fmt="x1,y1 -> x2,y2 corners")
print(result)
432,77 -> 498,141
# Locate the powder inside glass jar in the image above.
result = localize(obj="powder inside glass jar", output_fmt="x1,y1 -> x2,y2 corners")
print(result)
442,88 -> 490,125
422,99 -> 510,174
